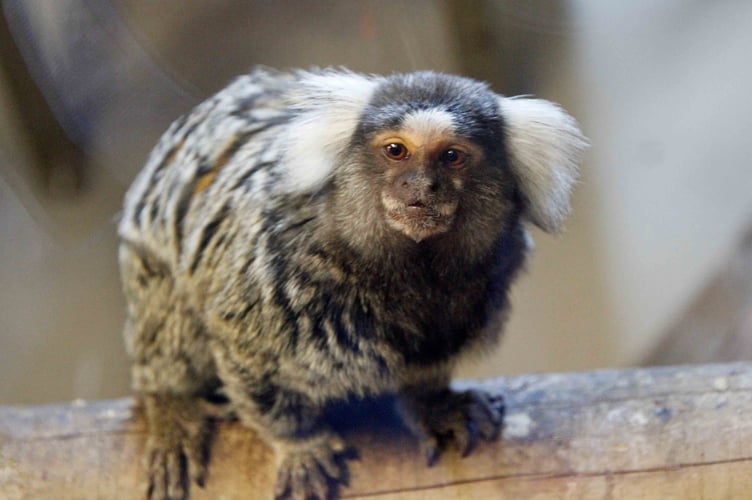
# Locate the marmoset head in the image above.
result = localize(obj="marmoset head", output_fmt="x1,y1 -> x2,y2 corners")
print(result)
282,70 -> 587,252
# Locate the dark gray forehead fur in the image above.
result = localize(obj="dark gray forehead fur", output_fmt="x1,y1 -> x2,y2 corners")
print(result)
356,71 -> 504,149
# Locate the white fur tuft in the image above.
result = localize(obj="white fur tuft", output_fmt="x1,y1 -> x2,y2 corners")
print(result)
281,70 -> 380,192
498,96 -> 588,232
402,109 -> 455,138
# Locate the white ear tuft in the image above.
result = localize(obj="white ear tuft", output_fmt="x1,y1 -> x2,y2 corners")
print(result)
281,70 -> 380,192
498,96 -> 588,233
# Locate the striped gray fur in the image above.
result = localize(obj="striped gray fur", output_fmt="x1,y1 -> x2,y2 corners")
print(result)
118,68 -> 586,500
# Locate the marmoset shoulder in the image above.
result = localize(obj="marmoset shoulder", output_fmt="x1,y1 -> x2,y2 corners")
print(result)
118,67 -> 586,500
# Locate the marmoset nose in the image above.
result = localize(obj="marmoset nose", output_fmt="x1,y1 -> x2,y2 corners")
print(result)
395,170 -> 438,204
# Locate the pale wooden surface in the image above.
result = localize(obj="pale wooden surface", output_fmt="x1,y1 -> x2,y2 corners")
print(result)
2,362 -> 752,499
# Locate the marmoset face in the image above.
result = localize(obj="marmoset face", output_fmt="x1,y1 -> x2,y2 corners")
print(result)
368,109 -> 487,242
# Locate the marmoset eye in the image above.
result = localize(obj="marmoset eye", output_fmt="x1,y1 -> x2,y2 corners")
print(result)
441,148 -> 466,168
385,143 -> 408,160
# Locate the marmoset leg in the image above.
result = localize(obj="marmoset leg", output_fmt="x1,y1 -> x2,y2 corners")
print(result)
120,243 -> 219,499
213,347 -> 353,500
398,380 -> 505,466
140,394 -> 215,499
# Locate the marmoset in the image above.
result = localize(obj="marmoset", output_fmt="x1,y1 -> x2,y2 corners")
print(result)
118,68 -> 586,499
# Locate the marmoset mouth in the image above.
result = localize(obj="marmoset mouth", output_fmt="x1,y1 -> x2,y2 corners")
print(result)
391,203 -> 441,221
385,203 -> 455,242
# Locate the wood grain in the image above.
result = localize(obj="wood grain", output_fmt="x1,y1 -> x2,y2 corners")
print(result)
2,362 -> 752,499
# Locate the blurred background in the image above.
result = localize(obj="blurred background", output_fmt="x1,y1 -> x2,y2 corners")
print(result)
1,0 -> 751,405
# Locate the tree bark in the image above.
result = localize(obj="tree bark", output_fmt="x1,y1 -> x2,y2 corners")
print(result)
2,362 -> 752,499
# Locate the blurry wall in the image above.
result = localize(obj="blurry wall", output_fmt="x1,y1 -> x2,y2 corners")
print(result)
467,0 -> 752,378
569,0 -> 752,365
1,1 -> 751,404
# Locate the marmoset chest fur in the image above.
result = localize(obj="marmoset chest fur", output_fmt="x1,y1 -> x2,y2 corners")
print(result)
118,68 -> 586,500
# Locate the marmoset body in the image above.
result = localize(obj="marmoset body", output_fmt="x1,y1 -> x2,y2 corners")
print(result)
118,68 -> 586,499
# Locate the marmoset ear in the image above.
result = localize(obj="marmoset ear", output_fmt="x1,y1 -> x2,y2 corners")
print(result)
282,70 -> 380,192
497,96 -> 587,233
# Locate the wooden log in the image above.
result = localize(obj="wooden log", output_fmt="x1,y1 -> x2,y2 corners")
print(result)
2,362 -> 752,499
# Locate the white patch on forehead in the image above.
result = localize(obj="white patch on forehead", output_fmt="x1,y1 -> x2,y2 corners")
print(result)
401,109 -> 455,138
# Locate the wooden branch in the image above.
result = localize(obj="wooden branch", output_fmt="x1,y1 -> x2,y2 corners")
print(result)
3,363 -> 752,498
